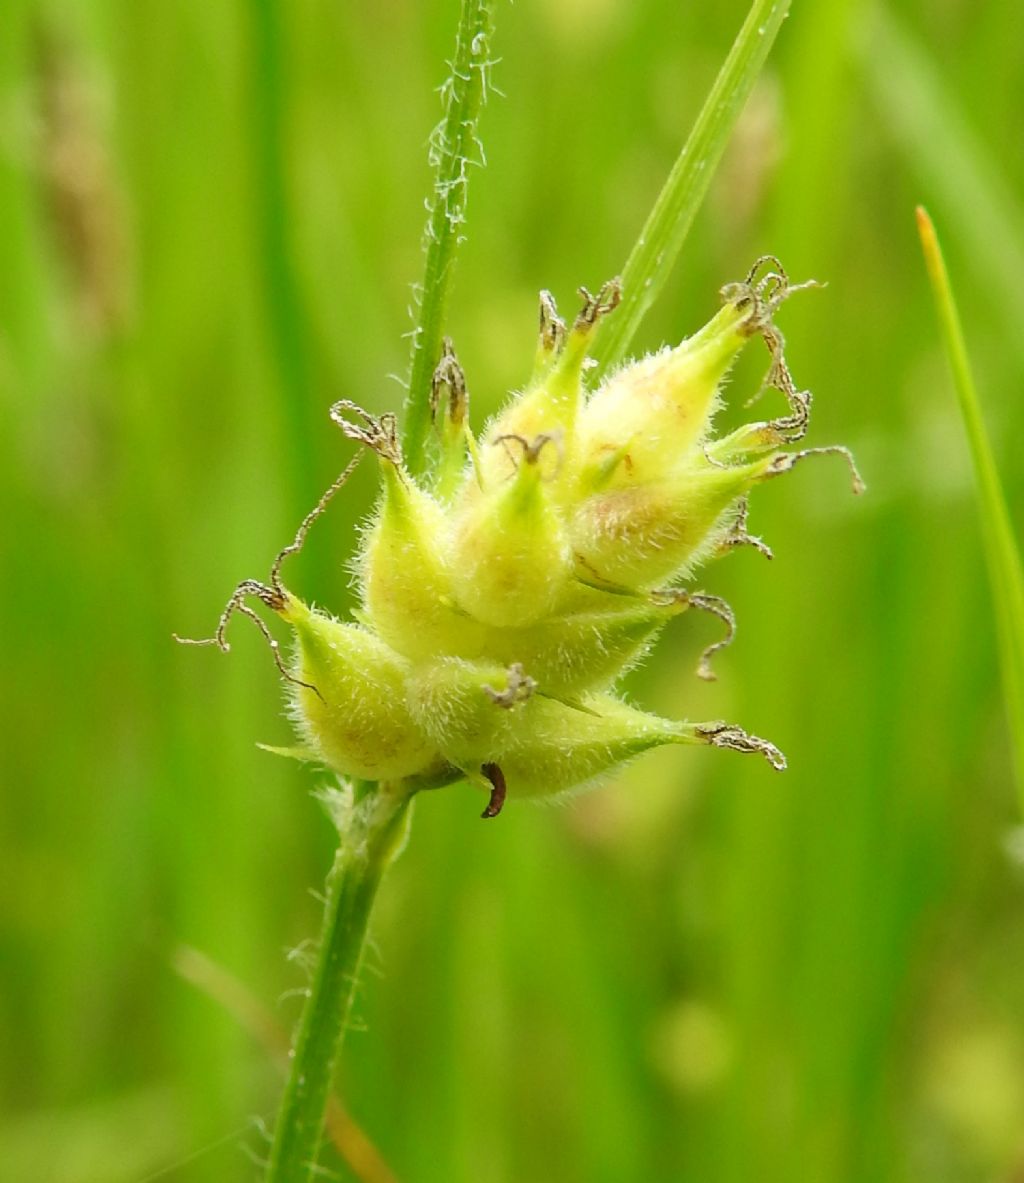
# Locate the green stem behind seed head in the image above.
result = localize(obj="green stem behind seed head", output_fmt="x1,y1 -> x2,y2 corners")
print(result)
591,0 -> 792,378
265,782 -> 412,1183
917,208 -> 1024,814
403,0 -> 496,477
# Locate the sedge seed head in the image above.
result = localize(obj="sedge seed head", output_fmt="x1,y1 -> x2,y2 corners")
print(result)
191,260 -> 861,814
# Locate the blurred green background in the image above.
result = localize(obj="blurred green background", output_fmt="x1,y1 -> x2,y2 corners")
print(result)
3,0 -> 1024,1180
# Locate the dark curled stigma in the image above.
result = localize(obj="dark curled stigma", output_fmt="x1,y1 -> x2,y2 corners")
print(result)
480,763 -> 507,819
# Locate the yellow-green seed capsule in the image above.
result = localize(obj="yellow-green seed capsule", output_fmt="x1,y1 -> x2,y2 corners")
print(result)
492,694 -> 717,798
360,462 -> 488,661
571,454 -> 774,588
576,301 -> 752,493
407,655 -> 739,797
280,594 -> 442,782
478,282 -> 620,490
449,436 -> 572,627
430,338 -> 482,504
406,658 -> 533,767
484,587 -> 684,694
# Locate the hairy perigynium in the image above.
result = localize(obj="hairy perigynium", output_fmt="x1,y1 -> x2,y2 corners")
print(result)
184,257 -> 863,816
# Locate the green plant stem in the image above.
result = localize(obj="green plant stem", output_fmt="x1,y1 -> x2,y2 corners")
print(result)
917,207 -> 1024,812
266,782 -> 412,1182
591,0 -> 792,377
403,0 -> 495,476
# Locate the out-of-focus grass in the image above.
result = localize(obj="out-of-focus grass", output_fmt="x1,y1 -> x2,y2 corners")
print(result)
1,2 -> 1023,1181
917,207 -> 1024,811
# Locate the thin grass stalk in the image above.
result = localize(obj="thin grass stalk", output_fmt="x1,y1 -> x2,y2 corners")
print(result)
403,0 -> 495,476
265,783 -> 411,1183
590,0 -> 793,377
917,207 -> 1024,812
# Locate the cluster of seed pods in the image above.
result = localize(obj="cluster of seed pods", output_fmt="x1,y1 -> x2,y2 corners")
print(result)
184,258 -> 862,817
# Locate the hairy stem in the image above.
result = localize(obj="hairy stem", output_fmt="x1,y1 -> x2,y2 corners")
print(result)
403,0 -> 495,476
591,0 -> 792,377
265,782 -> 412,1182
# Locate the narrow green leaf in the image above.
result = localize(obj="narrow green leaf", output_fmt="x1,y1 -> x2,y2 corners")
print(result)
403,0 -> 496,476
591,0 -> 793,377
917,207 -> 1024,812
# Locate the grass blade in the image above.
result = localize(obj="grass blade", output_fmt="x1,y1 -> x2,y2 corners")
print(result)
403,0 -> 496,476
917,206 -> 1024,811
590,0 -> 792,376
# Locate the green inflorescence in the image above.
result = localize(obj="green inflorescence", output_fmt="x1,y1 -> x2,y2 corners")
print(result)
187,257 -> 863,817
